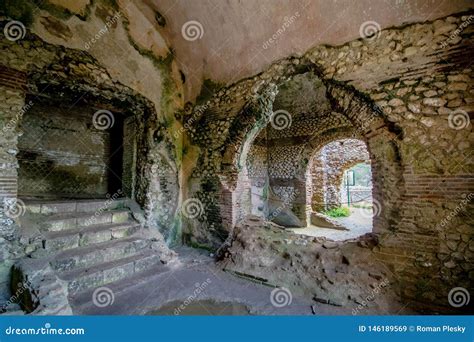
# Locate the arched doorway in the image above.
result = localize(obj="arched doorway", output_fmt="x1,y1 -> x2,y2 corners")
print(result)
294,138 -> 374,240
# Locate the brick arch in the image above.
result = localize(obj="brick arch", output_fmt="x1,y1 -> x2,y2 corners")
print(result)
301,77 -> 406,234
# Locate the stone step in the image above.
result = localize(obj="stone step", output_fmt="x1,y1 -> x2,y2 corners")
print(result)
59,250 -> 163,295
24,198 -> 128,215
70,263 -> 169,309
43,221 -> 140,251
40,209 -> 130,232
51,237 -> 152,272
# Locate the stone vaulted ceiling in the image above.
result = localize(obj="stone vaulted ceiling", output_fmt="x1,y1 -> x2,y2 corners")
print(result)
143,0 -> 472,100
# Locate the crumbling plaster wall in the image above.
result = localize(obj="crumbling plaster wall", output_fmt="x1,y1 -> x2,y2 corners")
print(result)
0,0 -> 184,300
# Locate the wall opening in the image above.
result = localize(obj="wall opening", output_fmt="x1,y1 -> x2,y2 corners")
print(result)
17,96 -> 129,199
290,138 -> 374,240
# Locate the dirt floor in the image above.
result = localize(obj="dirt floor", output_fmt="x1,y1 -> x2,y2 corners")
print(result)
290,208 -> 373,240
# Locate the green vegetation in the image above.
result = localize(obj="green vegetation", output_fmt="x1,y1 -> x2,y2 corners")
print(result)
0,0 -> 35,26
323,206 -> 351,218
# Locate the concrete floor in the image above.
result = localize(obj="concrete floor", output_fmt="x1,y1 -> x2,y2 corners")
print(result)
72,247 -> 354,316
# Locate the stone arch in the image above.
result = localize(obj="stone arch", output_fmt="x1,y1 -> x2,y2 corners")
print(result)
306,137 -> 370,216
185,62 -> 406,245
305,78 -> 405,234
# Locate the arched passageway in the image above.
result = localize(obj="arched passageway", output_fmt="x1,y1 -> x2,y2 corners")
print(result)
291,138 -> 374,240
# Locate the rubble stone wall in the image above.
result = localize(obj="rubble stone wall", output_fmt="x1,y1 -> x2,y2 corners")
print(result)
309,139 -> 370,212
185,12 -> 473,311
0,18 -> 180,301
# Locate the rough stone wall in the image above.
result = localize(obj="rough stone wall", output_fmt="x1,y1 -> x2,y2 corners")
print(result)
0,14 -> 180,302
1,0 -> 184,243
185,12 -> 473,311
309,139 -> 370,212
0,72 -> 26,301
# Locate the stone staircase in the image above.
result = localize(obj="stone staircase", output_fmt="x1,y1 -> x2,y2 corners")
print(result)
12,198 -> 171,314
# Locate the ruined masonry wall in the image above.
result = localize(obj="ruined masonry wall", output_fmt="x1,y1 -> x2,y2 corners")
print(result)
309,139 -> 370,211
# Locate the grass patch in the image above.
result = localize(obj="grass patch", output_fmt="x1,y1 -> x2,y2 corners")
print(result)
323,207 -> 351,218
